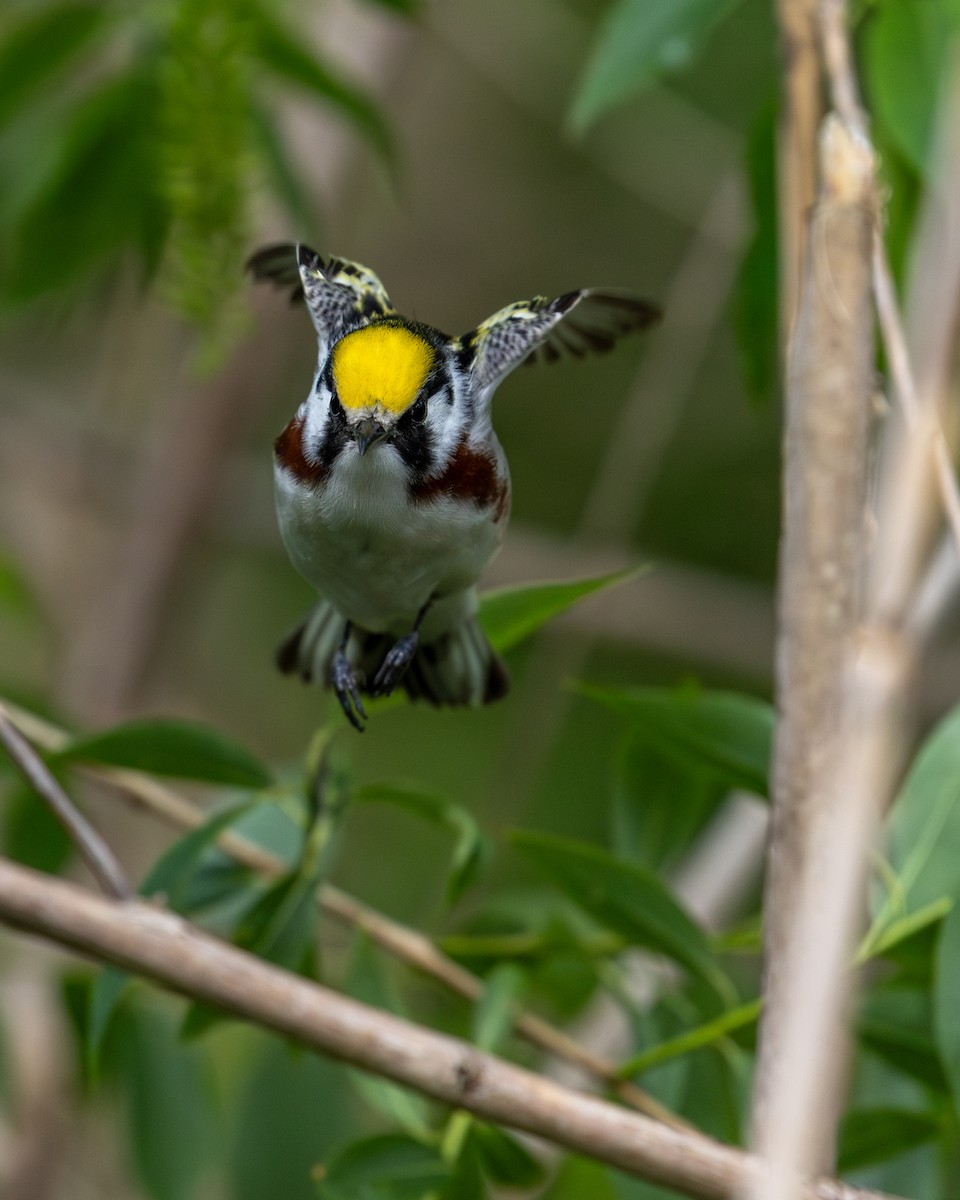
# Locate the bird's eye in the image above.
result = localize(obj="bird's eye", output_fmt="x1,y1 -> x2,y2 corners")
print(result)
409,395 -> 427,423
329,393 -> 345,420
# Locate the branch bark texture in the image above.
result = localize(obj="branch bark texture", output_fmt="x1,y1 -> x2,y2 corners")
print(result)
776,0 -> 823,341
753,115 -> 875,1176
0,858 -> 898,1200
0,698 -> 674,1125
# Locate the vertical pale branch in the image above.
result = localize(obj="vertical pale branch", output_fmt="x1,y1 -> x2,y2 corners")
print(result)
820,0 -> 960,557
752,5 -> 960,1196
750,114 -> 875,1186
776,0 -> 823,342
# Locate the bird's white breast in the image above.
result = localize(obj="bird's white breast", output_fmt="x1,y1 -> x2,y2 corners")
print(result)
275,443 -> 504,635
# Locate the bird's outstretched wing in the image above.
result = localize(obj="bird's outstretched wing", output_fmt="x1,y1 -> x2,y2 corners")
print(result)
247,242 -> 395,357
463,288 -> 661,391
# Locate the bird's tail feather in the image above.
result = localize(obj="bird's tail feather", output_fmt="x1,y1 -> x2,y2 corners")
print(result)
403,615 -> 509,707
276,601 -> 509,708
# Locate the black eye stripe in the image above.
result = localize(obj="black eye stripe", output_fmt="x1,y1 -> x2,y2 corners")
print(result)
422,377 -> 451,406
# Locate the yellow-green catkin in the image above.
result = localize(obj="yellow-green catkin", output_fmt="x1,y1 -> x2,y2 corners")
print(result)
160,0 -> 253,374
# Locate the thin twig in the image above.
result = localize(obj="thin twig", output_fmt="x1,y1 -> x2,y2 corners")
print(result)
0,698 -> 680,1128
0,703 -> 131,900
0,856 -> 901,1200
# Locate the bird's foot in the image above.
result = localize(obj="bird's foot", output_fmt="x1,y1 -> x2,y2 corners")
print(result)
331,647 -> 367,732
371,631 -> 420,697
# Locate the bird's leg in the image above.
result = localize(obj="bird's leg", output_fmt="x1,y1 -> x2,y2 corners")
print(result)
331,622 -> 367,732
371,599 -> 433,697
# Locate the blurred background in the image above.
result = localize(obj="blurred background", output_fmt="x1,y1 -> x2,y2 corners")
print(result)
0,0 -> 782,854
0,0 -> 785,1196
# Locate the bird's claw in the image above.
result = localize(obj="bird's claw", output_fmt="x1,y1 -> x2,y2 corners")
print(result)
331,647 -> 367,732
371,632 -> 419,697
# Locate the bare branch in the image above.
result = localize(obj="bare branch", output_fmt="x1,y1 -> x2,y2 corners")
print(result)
752,112 -> 876,1183
752,5 -> 960,1196
0,857 -> 900,1200
819,0 -> 960,558
776,0 -> 823,342
0,703 -> 131,900
0,973 -> 69,1200
0,698 -> 677,1127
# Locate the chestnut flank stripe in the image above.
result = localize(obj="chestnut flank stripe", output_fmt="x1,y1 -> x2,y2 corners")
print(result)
413,443 -> 509,518
274,416 -> 324,487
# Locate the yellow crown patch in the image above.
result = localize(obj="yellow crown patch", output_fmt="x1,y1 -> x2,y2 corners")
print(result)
331,324 -> 434,417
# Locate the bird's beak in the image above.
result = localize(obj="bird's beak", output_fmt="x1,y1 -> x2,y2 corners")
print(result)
353,416 -> 389,456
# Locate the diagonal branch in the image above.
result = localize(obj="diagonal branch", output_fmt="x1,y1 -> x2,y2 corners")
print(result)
0,703 -> 131,901
0,856 -> 900,1200
0,697 -> 677,1127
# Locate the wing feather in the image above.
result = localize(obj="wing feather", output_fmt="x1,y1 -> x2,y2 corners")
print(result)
465,288 -> 661,389
247,242 -> 395,355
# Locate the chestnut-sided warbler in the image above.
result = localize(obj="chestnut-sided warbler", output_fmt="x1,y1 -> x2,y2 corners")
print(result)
249,243 -> 659,730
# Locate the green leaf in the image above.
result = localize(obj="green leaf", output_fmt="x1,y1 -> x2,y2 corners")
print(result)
175,858 -> 259,917
935,900 -> 960,1117
473,1123 -> 545,1188
617,998 -> 762,1078
2,783 -> 73,874
436,1134 -> 485,1200
857,896 -> 951,971
86,966 -> 131,1080
139,801 -> 257,909
181,865 -> 320,1040
859,1018 -> 948,1093
0,3 -> 109,129
510,830 -> 728,996
120,1002 -> 218,1200
539,1156 -> 617,1200
873,702 -> 960,939
95,806 -> 256,1060
247,3 -> 393,162
570,0 -> 744,132
583,685 -> 773,796
837,1107 -> 941,1173
680,1025 -> 747,1142
6,71 -> 168,305
862,0 -> 960,173
58,718 -> 273,787
352,783 -> 489,906
612,734 -> 729,870
229,1044 -> 352,1200
859,987 -> 949,1093
472,963 -> 525,1053
479,567 -> 642,655
234,869 -> 319,969
318,1134 -> 450,1200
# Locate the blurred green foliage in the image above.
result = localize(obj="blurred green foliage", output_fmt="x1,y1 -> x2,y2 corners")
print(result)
0,0 -> 392,367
